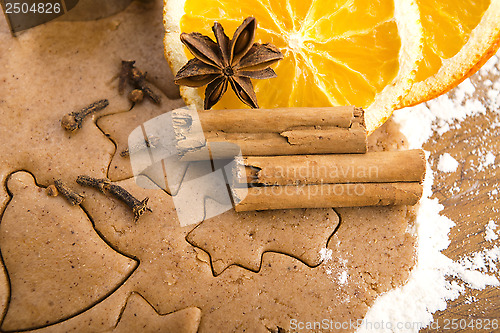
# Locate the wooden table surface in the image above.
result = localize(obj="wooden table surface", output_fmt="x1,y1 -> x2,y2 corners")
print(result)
420,80 -> 500,332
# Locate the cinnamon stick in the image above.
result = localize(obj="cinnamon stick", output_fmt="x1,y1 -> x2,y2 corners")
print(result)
233,182 -> 423,212
193,106 -> 363,132
173,106 -> 367,160
237,150 -> 426,185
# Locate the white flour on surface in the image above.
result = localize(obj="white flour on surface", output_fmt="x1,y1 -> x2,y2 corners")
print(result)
319,247 -> 350,286
485,220 -> 499,242
437,153 -> 459,173
357,53 -> 500,333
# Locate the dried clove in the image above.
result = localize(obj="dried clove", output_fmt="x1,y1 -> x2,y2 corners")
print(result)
118,60 -> 161,104
76,175 -> 110,193
54,179 -> 84,205
106,183 -> 152,222
128,89 -> 144,104
77,175 -> 152,222
46,184 -> 58,197
119,60 -> 136,95
120,135 -> 160,158
61,99 -> 109,132
130,68 -> 161,104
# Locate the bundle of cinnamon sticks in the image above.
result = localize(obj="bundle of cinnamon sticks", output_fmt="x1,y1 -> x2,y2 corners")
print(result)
173,106 -> 367,159
173,106 -> 426,212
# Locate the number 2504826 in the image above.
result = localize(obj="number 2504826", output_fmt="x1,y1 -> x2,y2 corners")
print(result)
4,2 -> 61,14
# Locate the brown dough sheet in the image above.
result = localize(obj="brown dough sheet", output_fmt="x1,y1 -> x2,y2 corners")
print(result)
0,1 -> 417,332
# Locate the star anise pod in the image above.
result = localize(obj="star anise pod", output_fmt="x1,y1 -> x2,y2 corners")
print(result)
174,17 -> 284,109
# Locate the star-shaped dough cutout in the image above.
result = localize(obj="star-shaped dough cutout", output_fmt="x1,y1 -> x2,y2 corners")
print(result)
186,207 -> 339,275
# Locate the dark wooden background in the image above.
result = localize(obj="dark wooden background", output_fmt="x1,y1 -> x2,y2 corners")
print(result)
421,98 -> 500,332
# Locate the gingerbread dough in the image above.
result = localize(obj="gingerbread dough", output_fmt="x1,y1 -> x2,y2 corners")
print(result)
0,1 -> 417,332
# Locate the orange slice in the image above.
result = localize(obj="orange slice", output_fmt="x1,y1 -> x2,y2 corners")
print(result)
401,0 -> 500,107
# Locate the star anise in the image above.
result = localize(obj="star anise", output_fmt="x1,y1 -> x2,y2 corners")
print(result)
174,17 -> 284,109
